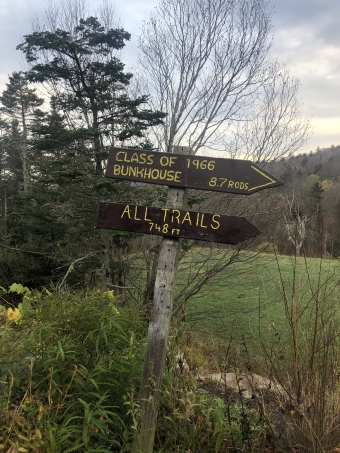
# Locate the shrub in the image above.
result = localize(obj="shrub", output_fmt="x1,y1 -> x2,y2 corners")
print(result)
0,288 -> 146,452
255,242 -> 276,254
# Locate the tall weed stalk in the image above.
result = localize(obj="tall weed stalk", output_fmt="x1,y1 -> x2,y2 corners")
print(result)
259,254 -> 340,452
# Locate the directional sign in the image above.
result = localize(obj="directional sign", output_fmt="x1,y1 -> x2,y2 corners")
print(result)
105,147 -> 283,195
97,202 -> 261,244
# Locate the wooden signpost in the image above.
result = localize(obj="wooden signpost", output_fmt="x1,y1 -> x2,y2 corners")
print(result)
97,146 -> 282,453
105,147 -> 283,194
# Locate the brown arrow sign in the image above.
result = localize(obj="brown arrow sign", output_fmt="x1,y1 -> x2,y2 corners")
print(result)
105,147 -> 283,195
97,202 -> 261,244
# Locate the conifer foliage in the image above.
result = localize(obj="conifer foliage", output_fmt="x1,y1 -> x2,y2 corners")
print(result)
0,17 -> 166,289
18,16 -> 165,173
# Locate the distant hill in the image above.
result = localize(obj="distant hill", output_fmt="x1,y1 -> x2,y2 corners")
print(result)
269,144 -> 340,183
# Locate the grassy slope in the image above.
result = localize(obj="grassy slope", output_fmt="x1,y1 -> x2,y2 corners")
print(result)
177,251 -> 340,346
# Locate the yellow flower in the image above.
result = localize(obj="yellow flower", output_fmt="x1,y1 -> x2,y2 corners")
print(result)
6,307 -> 22,324
109,303 -> 119,315
102,290 -> 115,299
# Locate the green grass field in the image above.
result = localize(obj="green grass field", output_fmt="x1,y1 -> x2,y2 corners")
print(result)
176,250 -> 340,348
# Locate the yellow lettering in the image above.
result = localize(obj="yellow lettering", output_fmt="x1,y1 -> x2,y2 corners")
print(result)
160,155 -> 169,166
133,205 -> 141,220
121,165 -> 128,176
136,167 -> 144,178
235,181 -> 240,189
182,211 -> 192,225
245,182 -> 249,190
144,168 -> 151,179
139,153 -> 146,164
228,180 -> 235,188
194,159 -> 200,169
147,154 -> 154,165
200,213 -> 208,228
144,207 -> 151,221
196,212 -> 200,226
166,170 -> 174,181
161,208 -> 170,222
174,171 -> 181,182
114,164 -> 121,175
211,214 -> 221,230
169,156 -> 177,167
151,169 -> 159,179
121,205 -> 131,219
171,209 -> 181,224
128,166 -> 137,177
131,152 -> 139,163
116,151 -> 125,162
159,170 -> 167,180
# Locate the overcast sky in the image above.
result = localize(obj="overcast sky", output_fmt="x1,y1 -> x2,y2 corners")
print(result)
0,0 -> 339,151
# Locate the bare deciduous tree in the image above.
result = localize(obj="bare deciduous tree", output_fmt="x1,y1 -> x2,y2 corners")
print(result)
139,0 -> 271,153
224,64 -> 312,165
283,191 -> 309,257
139,0 -> 311,159
34,0 -> 121,35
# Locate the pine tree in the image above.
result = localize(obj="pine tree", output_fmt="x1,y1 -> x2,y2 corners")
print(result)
0,72 -> 44,193
17,17 -> 166,175
310,181 -> 324,240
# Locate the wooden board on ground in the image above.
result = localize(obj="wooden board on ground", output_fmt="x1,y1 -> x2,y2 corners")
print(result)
105,147 -> 283,194
97,202 -> 261,244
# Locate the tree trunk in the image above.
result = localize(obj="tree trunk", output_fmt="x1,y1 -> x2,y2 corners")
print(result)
21,106 -> 29,194
92,109 -> 102,176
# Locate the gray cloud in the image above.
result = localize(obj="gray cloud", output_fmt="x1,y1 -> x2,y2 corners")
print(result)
272,0 -> 340,43
1,0 -> 339,148
269,0 -> 340,147
0,0 -> 157,78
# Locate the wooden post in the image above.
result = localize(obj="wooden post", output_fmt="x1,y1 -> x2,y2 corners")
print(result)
131,146 -> 190,453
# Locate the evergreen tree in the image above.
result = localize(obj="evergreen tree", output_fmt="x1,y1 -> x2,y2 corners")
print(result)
0,72 -> 44,193
309,181 -> 324,239
17,17 -> 166,175
3,120 -> 23,190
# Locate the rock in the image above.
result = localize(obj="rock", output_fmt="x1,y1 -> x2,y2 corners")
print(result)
199,372 -> 285,399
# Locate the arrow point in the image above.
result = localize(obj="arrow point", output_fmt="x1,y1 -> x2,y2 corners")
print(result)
248,166 -> 280,192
